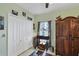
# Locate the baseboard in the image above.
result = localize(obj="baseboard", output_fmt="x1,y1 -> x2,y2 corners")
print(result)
17,46 -> 33,56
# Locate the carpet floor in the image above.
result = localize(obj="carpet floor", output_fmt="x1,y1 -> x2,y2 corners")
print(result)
29,51 -> 53,56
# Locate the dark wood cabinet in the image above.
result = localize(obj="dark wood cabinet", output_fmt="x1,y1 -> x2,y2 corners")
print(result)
56,16 -> 79,56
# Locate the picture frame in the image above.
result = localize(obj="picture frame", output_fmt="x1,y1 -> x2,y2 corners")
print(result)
0,16 -> 4,30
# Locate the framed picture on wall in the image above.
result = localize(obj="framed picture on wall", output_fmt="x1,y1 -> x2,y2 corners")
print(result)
0,16 -> 4,30
33,23 -> 35,30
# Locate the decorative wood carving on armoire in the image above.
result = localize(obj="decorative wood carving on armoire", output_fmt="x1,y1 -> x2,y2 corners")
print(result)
56,16 -> 79,56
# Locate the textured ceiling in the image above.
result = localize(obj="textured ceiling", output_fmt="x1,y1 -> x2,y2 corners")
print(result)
17,3 -> 79,15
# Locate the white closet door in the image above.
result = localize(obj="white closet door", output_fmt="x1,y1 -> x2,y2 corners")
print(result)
8,14 -> 33,56
23,20 -> 33,50
16,19 -> 24,55
8,15 -> 17,56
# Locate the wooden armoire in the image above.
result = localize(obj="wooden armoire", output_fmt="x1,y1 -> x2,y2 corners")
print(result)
56,16 -> 79,56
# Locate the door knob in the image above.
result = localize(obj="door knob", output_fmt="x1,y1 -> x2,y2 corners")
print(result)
2,34 -> 5,37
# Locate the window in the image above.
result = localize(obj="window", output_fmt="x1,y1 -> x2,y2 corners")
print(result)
39,21 -> 49,36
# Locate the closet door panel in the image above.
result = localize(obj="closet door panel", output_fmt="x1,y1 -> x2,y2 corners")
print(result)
23,20 -> 33,50
16,20 -> 23,55
8,15 -> 17,55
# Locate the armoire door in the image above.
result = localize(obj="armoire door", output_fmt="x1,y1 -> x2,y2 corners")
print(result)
75,23 -> 79,53
56,23 -> 70,55
71,20 -> 79,55
56,21 -> 63,36
56,21 -> 65,55
62,19 -> 72,56
56,37 -> 64,55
